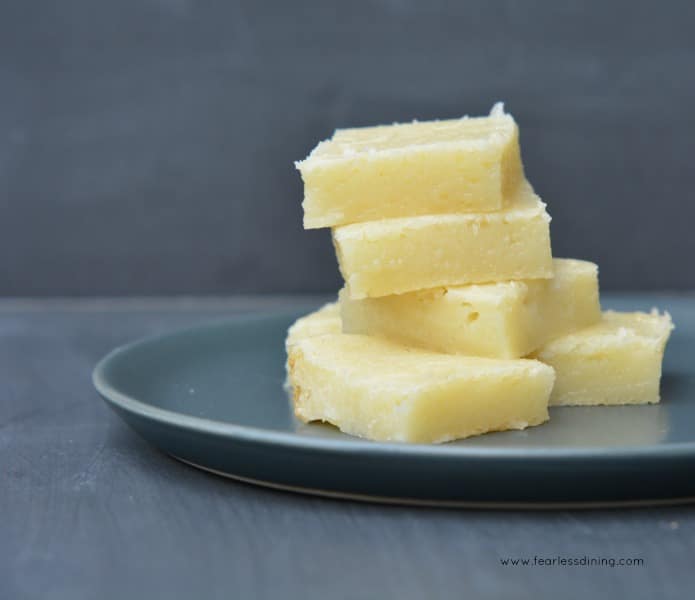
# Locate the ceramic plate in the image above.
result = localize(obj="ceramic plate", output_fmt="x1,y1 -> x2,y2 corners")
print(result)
93,298 -> 695,507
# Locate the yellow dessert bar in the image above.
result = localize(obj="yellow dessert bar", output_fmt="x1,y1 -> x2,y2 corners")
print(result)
534,310 -> 674,406
296,103 -> 524,228
341,258 -> 601,358
333,181 -> 553,299
287,331 -> 554,444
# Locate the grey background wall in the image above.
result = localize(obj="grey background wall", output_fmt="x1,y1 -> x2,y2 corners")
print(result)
1,0 -> 694,296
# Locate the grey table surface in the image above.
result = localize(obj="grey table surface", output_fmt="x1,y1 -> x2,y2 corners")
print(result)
2,294 -> 694,600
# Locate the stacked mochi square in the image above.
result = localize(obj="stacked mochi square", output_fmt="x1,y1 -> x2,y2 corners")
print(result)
286,104 -> 673,444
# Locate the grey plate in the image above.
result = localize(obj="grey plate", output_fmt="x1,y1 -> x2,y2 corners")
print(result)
93,301 -> 695,507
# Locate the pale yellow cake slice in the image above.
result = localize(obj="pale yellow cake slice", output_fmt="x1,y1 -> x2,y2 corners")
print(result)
333,181 -> 553,299
340,258 -> 600,358
287,332 -> 554,444
533,310 -> 674,406
296,103 -> 524,228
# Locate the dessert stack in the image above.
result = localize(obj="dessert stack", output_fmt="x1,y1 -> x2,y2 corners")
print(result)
286,104 -> 673,444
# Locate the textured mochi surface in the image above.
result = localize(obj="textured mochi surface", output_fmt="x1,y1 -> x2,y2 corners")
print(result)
287,329 -> 554,443
341,258 -> 600,358
296,103 -> 524,228
333,181 -> 553,299
534,310 -> 674,406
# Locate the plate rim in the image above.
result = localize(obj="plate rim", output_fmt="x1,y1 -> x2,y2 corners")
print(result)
171,454 -> 695,509
93,312 -> 695,462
